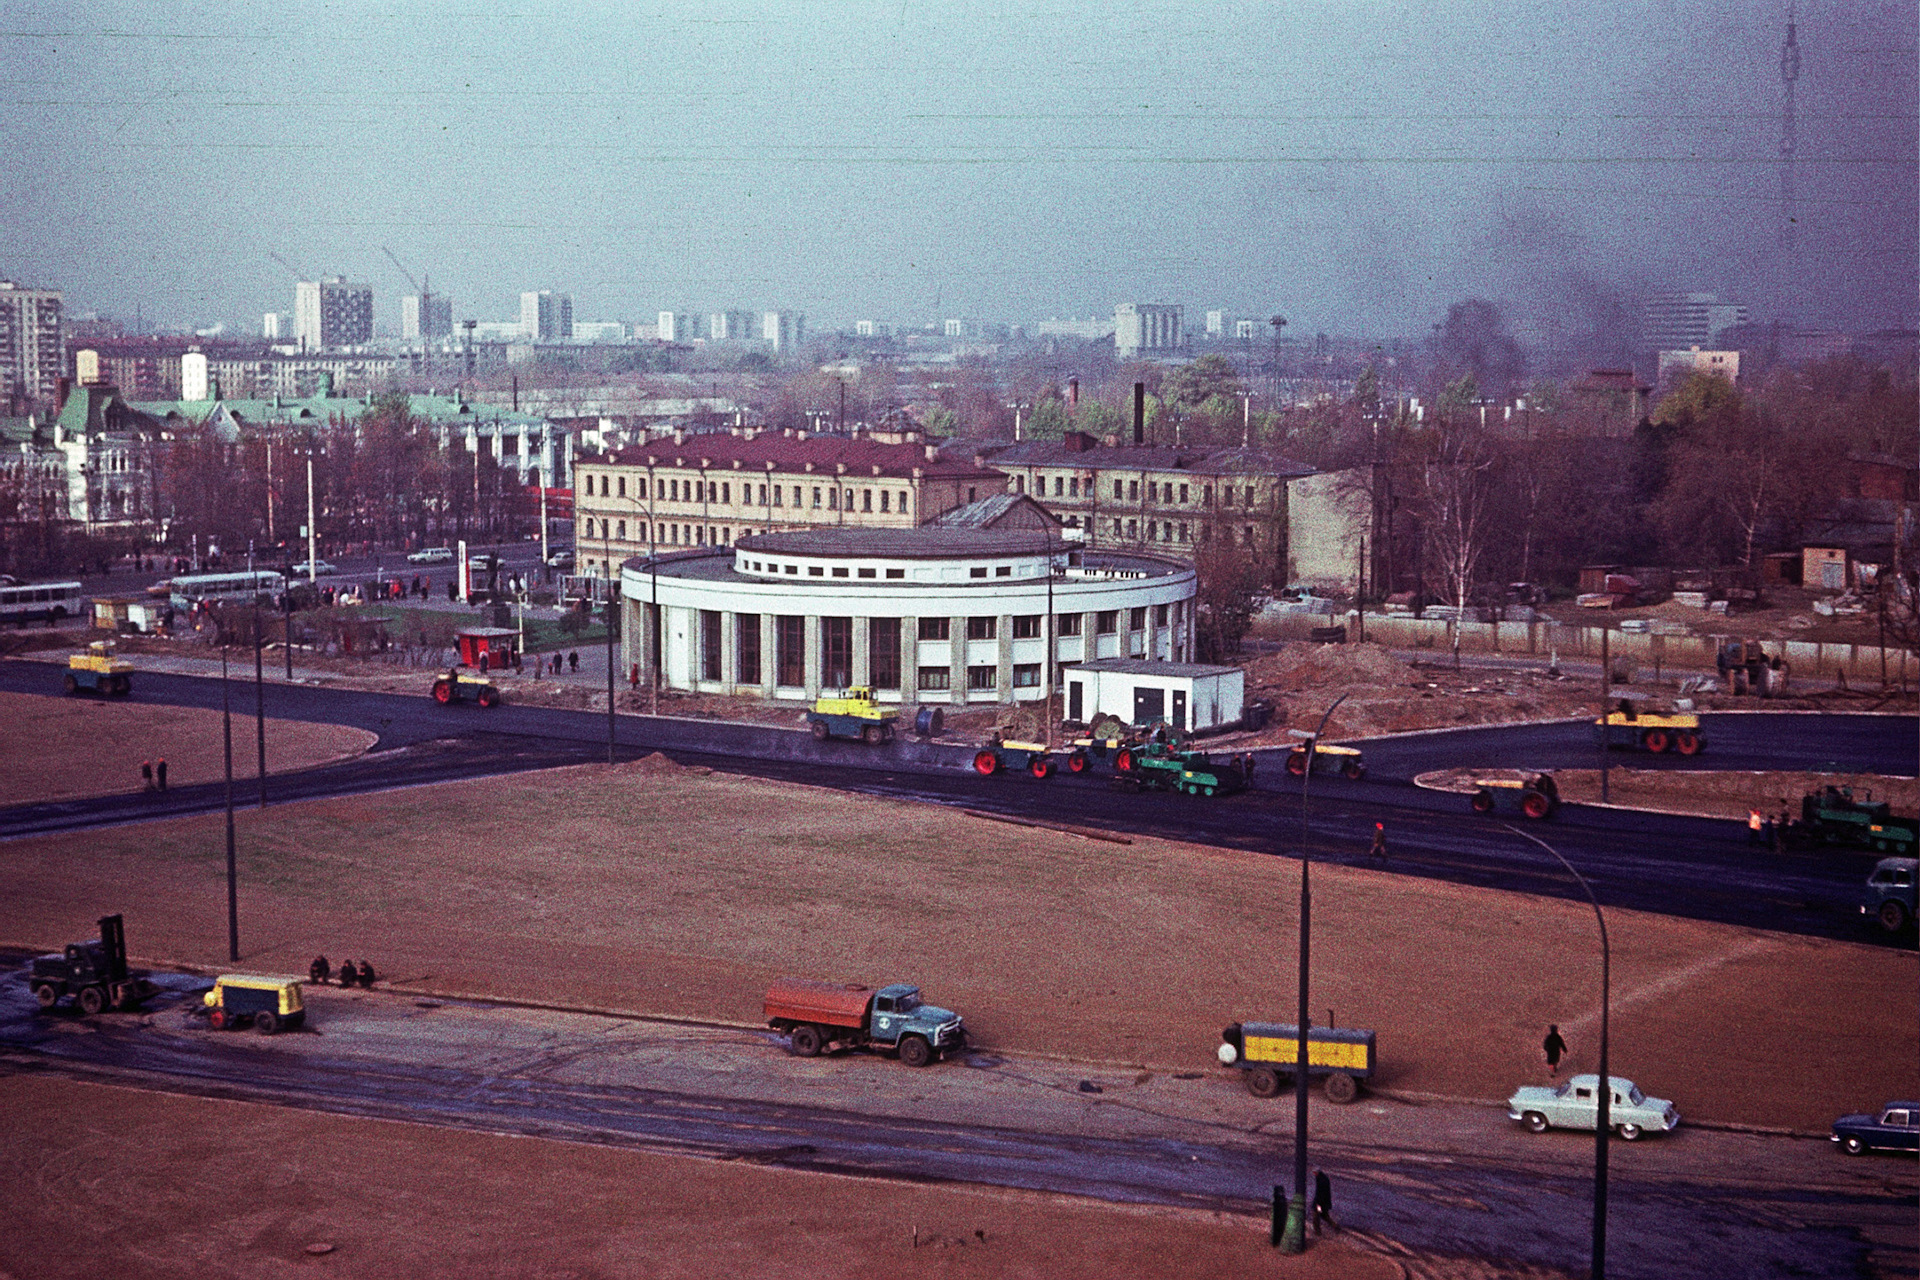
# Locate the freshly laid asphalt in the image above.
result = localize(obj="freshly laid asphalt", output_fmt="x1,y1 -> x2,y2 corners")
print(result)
2,659 -> 1914,947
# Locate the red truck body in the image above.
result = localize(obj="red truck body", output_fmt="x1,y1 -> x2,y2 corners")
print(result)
764,977 -> 874,1030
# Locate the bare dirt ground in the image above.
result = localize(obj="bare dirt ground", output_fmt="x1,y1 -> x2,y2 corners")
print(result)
0,690 -> 375,806
1,760 -> 1911,1135
0,1074 -> 1409,1280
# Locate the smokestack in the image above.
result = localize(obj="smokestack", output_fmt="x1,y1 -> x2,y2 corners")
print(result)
1067,377 -> 1079,410
1133,382 -> 1144,446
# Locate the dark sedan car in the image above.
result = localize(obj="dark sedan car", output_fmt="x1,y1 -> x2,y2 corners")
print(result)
1832,1101 -> 1919,1155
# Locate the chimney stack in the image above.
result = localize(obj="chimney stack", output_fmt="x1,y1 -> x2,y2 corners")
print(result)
1067,377 -> 1079,410
1133,382 -> 1145,446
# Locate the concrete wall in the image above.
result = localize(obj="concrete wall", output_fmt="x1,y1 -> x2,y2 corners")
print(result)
1286,468 -> 1371,593
1260,610 -> 1917,685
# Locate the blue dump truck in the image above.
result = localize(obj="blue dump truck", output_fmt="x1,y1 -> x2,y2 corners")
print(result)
765,977 -> 966,1067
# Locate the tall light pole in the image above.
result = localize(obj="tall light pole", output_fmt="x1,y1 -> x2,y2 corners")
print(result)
221,644 -> 239,962
249,542 -> 266,808
1280,692 -> 1347,1252
1504,824 -> 1611,1279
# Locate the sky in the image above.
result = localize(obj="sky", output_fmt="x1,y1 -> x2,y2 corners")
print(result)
3,0 -> 1915,342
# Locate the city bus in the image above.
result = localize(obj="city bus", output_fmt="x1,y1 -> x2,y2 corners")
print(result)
0,580 -> 85,625
166,570 -> 287,611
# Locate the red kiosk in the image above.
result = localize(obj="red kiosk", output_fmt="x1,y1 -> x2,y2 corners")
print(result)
455,627 -> 520,672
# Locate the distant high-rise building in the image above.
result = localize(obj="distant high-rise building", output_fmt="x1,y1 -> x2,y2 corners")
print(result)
521,291 -> 573,341
1114,303 -> 1182,359
294,277 -> 373,351
402,293 -> 453,340
263,312 -> 282,339
708,310 -> 754,342
656,311 -> 700,343
1642,293 -> 1748,352
0,281 -> 64,407
761,310 -> 805,352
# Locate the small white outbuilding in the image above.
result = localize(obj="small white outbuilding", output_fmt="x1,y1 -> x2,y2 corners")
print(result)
1066,658 -> 1245,734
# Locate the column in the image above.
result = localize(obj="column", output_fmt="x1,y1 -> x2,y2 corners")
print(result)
852,612 -> 871,688
721,607 -> 737,692
760,613 -> 777,699
902,617 -> 920,707
997,612 -> 1014,702
949,614 -> 967,706
804,614 -> 822,699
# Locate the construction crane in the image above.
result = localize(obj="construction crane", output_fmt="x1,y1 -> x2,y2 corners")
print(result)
382,246 -> 433,337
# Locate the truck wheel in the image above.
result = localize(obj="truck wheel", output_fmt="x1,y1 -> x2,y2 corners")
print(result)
1342,759 -> 1366,780
1115,748 -> 1135,773
114,676 -> 132,696
209,1009 -> 226,1030
433,681 -> 453,705
789,1024 -> 823,1057
1067,751 -> 1089,774
1641,730 -> 1669,754
63,674 -> 77,695
973,750 -> 1000,776
1286,752 -> 1308,776
255,1010 -> 279,1035
477,687 -> 498,708
810,720 -> 830,741
1524,1111 -> 1549,1134
1675,731 -> 1701,756
1245,1067 -> 1281,1098
78,986 -> 106,1016
1323,1072 -> 1359,1104
1521,790 -> 1552,819
1030,756 -> 1053,779
861,724 -> 882,745
1879,900 -> 1910,932
898,1035 -> 933,1068
1470,790 -> 1496,814
32,982 -> 58,1010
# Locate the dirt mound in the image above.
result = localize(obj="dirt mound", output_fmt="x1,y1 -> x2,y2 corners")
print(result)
613,751 -> 711,777
1244,641 -> 1417,692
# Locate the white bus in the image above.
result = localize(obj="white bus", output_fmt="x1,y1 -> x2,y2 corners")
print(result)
167,570 -> 287,611
0,580 -> 84,625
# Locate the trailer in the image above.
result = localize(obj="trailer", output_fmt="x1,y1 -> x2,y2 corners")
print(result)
64,640 -> 133,696
764,977 -> 967,1067
29,914 -> 161,1014
1218,1020 -> 1377,1103
1593,701 -> 1705,755
199,974 -> 307,1034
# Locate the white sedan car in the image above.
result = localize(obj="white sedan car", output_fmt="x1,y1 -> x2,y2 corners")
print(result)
1508,1074 -> 1680,1141
407,547 -> 454,565
291,560 -> 340,577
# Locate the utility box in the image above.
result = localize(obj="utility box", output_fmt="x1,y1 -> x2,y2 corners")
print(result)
1066,658 -> 1244,733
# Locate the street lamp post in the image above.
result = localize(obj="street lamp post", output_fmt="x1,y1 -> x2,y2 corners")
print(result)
249,543 -> 266,808
221,644 -> 239,962
1505,823 -> 1611,1279
1280,692 -> 1347,1252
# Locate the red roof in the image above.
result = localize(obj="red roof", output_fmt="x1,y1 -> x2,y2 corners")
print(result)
595,432 -> 1001,482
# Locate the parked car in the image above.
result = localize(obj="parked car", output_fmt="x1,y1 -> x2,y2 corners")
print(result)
291,559 -> 339,577
1507,1074 -> 1680,1140
545,549 -> 575,569
407,546 -> 454,565
1832,1101 -> 1919,1155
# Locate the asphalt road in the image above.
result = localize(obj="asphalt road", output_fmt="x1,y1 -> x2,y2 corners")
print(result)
3,969 -> 1911,1280
3,661 -> 1913,947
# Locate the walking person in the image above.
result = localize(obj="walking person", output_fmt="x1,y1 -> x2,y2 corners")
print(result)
1543,1024 -> 1567,1077
155,758 -> 168,791
141,761 -> 154,791
1369,822 -> 1387,860
1311,1169 -> 1338,1235
1747,809 -> 1764,845
568,650 -> 578,673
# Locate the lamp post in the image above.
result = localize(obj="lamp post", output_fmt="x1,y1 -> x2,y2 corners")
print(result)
249,543 -> 266,808
1505,823 -> 1611,1279
1279,692 -> 1347,1252
221,644 -> 239,962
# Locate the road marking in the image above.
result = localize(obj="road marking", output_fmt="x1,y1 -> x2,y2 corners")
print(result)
1562,934 -> 1780,1037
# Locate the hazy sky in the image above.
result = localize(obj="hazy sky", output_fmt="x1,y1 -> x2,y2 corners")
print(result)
4,1 -> 1914,340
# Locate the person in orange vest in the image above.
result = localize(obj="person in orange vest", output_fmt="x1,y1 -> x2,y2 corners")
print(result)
1748,809 -> 1764,845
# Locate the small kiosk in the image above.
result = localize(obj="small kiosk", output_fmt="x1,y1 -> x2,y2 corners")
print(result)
455,626 -> 520,671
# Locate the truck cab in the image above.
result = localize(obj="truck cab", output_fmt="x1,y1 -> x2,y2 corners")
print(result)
1864,857 -> 1918,933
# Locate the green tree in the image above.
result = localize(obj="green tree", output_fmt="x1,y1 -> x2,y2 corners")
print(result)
1163,354 -> 1243,408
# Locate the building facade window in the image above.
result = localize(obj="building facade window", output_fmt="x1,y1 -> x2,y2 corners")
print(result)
918,616 -> 950,640
700,610 -> 723,682
966,665 -> 996,690
822,616 -> 852,687
1130,606 -> 1147,631
1096,610 -> 1118,634
869,617 -> 900,690
737,613 -> 761,685
966,616 -> 997,640
918,666 -> 951,691
776,615 -> 806,686
1012,663 -> 1041,688
1057,612 -> 1083,636
1012,614 -> 1041,639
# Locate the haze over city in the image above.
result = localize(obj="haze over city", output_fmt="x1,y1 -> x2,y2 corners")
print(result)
6,0 -> 1915,342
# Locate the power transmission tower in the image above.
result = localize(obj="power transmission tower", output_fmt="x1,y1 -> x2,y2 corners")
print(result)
1779,4 -> 1801,246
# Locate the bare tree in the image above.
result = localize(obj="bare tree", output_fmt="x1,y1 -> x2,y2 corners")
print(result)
1414,401 -> 1497,667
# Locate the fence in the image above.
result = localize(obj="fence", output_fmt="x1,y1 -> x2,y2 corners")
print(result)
1258,609 -> 1915,687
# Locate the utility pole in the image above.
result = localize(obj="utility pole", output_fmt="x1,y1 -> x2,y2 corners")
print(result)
250,543 -> 266,808
222,645 -> 239,962
1779,4 -> 1801,246
1600,627 -> 1611,804
305,456 -> 317,585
